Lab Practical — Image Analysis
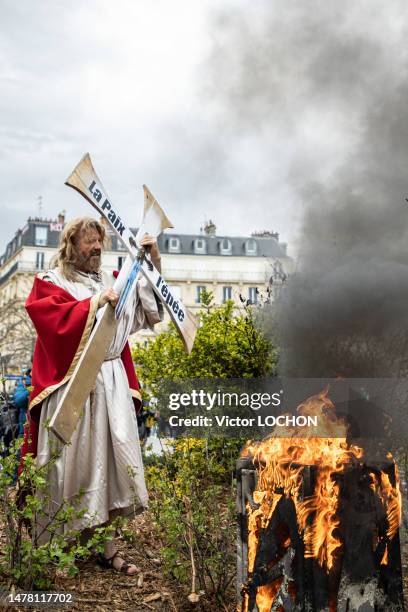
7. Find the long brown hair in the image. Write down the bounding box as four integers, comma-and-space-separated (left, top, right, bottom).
52, 217, 106, 281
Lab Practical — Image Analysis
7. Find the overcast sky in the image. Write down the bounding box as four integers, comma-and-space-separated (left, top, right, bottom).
1, 0, 406, 259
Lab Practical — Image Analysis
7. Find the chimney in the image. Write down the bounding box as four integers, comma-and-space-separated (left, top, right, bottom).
57, 210, 66, 225
204, 219, 216, 236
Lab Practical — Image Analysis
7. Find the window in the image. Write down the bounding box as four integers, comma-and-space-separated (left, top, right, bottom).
223, 286, 232, 302
168, 237, 181, 253
196, 285, 206, 303
116, 238, 126, 251
36, 252, 45, 270
248, 287, 258, 304
220, 238, 232, 255
245, 238, 257, 256
193, 238, 207, 254
118, 256, 125, 270
35, 225, 48, 246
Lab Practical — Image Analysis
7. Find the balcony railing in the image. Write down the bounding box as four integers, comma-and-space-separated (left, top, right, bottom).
0, 259, 274, 288
162, 267, 268, 283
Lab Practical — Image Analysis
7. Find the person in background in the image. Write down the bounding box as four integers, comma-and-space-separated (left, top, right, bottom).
13, 368, 31, 438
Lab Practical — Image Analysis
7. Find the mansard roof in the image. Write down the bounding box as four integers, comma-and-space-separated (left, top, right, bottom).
0, 217, 289, 265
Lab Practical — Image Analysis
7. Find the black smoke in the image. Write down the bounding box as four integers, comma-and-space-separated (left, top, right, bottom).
205, 1, 408, 376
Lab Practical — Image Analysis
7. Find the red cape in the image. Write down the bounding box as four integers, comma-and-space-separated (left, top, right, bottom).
21, 276, 141, 462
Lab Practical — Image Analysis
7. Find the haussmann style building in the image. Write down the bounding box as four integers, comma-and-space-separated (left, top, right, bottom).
0, 214, 293, 373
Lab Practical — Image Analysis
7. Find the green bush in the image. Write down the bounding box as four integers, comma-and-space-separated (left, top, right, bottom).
145, 439, 239, 604
134, 292, 278, 605
134, 290, 277, 396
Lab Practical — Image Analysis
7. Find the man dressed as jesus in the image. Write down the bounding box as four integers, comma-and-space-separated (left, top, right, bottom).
21, 216, 162, 575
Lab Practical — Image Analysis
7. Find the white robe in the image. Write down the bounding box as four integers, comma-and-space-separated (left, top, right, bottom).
36, 267, 159, 539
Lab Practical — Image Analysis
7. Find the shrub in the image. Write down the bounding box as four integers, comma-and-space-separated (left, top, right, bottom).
0, 429, 123, 590
134, 293, 278, 605
145, 439, 240, 605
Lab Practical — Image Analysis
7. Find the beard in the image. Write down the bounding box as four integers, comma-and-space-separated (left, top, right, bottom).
75, 249, 101, 272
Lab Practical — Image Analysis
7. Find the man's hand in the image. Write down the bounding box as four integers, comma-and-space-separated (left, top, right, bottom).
98, 288, 119, 308
139, 234, 161, 271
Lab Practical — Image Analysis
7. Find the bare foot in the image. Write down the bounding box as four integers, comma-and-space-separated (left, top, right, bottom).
97, 551, 139, 575
111, 555, 138, 575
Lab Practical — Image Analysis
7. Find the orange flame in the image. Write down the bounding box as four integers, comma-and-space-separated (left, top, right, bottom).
242, 388, 401, 612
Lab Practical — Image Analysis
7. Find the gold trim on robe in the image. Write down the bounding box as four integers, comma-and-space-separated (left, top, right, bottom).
29, 293, 100, 410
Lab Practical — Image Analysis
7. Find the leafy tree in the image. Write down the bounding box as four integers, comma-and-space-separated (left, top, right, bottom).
133, 290, 278, 393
